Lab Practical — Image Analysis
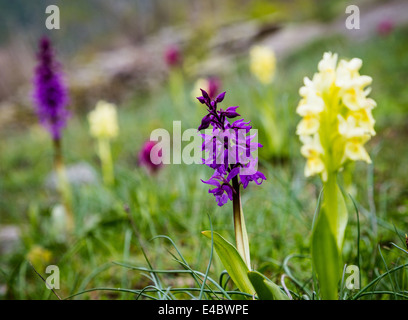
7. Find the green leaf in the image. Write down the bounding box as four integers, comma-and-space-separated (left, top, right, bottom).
312, 210, 341, 300
311, 175, 348, 300
202, 231, 255, 295
322, 175, 348, 251
248, 271, 289, 300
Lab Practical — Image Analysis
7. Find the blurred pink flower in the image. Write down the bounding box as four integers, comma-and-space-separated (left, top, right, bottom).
138, 140, 163, 173
377, 19, 394, 36
164, 44, 182, 67
207, 77, 221, 100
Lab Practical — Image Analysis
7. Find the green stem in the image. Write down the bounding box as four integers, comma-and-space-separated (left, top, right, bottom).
98, 138, 114, 186
324, 173, 338, 237
312, 172, 348, 300
53, 138, 74, 231
323, 173, 347, 250
232, 176, 251, 270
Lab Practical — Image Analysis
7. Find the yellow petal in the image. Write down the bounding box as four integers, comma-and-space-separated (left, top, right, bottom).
296, 115, 320, 135
305, 156, 325, 177
344, 141, 372, 163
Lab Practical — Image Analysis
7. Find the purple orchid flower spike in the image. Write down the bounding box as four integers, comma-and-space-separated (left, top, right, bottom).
32, 36, 74, 230
33, 36, 70, 141
196, 88, 265, 269
197, 89, 266, 207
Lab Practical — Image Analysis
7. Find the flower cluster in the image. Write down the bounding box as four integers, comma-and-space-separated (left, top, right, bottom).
164, 44, 182, 67
33, 36, 69, 141
296, 52, 376, 181
138, 140, 163, 173
249, 45, 276, 84
197, 89, 266, 206
88, 101, 119, 140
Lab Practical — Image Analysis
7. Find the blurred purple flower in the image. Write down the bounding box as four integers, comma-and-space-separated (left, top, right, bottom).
377, 19, 394, 36
33, 36, 69, 141
164, 44, 182, 67
197, 89, 266, 206
207, 77, 221, 100
138, 140, 163, 173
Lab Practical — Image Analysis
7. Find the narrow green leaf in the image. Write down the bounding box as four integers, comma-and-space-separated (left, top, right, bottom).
202, 231, 255, 295
322, 177, 348, 251
312, 211, 341, 300
312, 175, 348, 300
248, 271, 289, 300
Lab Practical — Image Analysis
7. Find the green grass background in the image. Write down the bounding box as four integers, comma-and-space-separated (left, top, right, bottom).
1, 25, 408, 300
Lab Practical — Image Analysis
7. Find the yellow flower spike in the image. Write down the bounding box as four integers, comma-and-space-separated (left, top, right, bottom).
297, 52, 377, 300
249, 45, 276, 84
88, 101, 119, 186
88, 101, 119, 140
296, 52, 376, 179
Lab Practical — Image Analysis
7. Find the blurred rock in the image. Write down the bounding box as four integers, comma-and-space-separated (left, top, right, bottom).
69, 45, 167, 108
0, 225, 21, 254
45, 161, 99, 191
334, 0, 408, 41
1, 0, 408, 132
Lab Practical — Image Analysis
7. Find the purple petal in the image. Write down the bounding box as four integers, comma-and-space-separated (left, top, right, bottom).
216, 193, 229, 206
196, 96, 206, 104
200, 89, 210, 100
215, 91, 226, 103
201, 177, 221, 188
221, 184, 234, 201
226, 166, 240, 182
198, 113, 213, 131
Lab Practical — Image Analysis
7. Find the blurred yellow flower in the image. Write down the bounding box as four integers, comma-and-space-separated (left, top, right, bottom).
192, 78, 209, 101
296, 52, 376, 181
249, 45, 276, 84
344, 137, 372, 163
27, 245, 52, 269
88, 101, 119, 139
